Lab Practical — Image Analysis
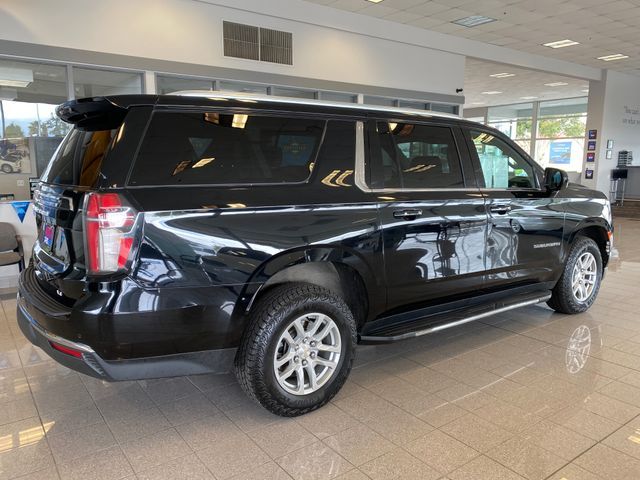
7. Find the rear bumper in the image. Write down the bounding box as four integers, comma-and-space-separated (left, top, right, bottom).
17, 291, 237, 382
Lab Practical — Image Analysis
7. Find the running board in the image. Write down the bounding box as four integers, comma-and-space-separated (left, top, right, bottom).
359, 293, 551, 344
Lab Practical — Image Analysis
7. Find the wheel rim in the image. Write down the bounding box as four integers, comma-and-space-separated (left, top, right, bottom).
273, 313, 342, 396
571, 251, 597, 302
565, 325, 591, 374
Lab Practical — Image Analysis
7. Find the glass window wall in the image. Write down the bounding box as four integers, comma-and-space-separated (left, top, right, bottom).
534, 98, 587, 173
157, 75, 214, 94
72, 67, 143, 97
0, 58, 70, 199
486, 98, 587, 173
487, 103, 534, 155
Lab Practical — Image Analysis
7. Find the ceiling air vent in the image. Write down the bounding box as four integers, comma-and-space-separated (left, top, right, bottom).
259, 27, 293, 65
223, 21, 293, 65
223, 22, 260, 61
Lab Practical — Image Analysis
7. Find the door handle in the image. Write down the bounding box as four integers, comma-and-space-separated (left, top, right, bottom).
490, 205, 512, 215
393, 209, 422, 220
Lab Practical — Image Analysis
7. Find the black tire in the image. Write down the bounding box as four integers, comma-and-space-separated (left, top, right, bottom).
547, 236, 602, 314
235, 283, 356, 417
1, 164, 13, 173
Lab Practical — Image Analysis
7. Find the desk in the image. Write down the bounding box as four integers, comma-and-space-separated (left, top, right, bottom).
624, 166, 640, 200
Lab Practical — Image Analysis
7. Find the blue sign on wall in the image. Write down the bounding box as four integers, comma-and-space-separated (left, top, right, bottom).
11, 201, 30, 223
549, 141, 572, 164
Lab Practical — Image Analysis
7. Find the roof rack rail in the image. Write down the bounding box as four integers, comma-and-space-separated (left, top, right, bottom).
169, 90, 460, 119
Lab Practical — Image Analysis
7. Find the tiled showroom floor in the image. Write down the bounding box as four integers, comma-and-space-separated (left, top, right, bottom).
2, 218, 640, 480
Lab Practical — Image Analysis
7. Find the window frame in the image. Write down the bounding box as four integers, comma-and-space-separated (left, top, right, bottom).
125, 107, 335, 188
462, 125, 544, 192
356, 118, 475, 193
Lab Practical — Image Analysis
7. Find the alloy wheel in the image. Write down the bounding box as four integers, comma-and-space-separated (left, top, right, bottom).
273, 313, 341, 395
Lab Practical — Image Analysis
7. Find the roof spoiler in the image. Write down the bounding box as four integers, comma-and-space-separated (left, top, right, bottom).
56, 97, 129, 130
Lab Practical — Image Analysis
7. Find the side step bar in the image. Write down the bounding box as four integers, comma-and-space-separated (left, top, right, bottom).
360, 293, 551, 344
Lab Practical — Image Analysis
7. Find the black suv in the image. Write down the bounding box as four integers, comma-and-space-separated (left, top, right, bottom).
18, 93, 612, 416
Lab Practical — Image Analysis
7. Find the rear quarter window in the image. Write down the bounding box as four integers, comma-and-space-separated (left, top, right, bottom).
129, 111, 327, 186
41, 128, 116, 187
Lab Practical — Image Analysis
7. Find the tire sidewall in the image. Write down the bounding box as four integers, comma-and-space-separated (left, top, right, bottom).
260, 295, 355, 410
563, 238, 603, 312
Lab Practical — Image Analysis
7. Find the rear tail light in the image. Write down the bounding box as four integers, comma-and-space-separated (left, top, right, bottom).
84, 192, 140, 275
49, 341, 83, 358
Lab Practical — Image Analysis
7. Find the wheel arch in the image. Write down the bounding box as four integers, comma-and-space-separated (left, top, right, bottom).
569, 219, 612, 268
235, 246, 380, 331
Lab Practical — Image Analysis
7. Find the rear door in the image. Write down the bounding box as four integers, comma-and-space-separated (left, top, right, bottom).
35, 129, 114, 276
462, 127, 564, 289
32, 105, 146, 299
363, 119, 487, 314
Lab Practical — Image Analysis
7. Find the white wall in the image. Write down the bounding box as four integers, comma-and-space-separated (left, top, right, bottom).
0, 0, 465, 96
583, 70, 640, 195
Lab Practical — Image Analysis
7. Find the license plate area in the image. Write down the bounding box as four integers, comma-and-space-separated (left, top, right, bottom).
42, 222, 55, 250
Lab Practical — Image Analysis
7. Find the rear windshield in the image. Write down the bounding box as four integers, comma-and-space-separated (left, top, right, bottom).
129, 111, 326, 186
41, 128, 116, 186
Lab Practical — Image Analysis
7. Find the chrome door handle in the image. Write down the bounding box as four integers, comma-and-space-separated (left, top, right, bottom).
490, 205, 512, 215
393, 209, 422, 220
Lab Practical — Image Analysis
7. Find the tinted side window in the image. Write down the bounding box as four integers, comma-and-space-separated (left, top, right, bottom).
469, 130, 536, 189
41, 128, 116, 187
130, 112, 326, 186
369, 122, 464, 189
314, 120, 356, 186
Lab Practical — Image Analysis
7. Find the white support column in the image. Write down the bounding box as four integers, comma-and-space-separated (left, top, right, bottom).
143, 71, 157, 94
66, 64, 74, 100
530, 100, 539, 159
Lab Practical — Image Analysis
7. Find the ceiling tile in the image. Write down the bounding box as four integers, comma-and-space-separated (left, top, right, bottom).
303, 0, 640, 80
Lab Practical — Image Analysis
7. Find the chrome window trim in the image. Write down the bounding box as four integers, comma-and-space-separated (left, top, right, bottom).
353, 121, 480, 194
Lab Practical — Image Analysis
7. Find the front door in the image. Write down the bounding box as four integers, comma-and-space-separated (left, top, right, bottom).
464, 127, 565, 290
364, 120, 487, 314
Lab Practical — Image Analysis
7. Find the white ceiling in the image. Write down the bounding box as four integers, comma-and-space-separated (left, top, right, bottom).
304, 0, 640, 106
464, 58, 589, 107
305, 0, 640, 74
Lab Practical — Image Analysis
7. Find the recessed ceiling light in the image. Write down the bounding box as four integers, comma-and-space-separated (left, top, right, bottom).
471, 102, 486, 105
481, 91, 502, 95
544, 82, 569, 87
543, 39, 580, 48
489, 73, 516, 78
365, 0, 384, 3
452, 15, 496, 27
581, 89, 589, 93
520, 96, 538, 100
597, 54, 629, 61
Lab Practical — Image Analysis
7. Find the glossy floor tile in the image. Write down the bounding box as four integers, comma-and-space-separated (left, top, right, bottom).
2, 218, 640, 479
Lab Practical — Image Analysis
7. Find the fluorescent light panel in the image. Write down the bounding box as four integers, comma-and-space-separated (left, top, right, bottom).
365, 0, 384, 3
452, 15, 496, 27
544, 82, 569, 87
489, 73, 515, 78
520, 96, 538, 100
597, 54, 629, 61
543, 39, 580, 48
481, 91, 502, 95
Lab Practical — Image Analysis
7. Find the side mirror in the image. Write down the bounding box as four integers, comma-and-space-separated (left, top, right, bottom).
543, 167, 569, 192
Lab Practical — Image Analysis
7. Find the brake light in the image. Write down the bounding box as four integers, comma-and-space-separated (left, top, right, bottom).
84, 192, 138, 274
49, 341, 83, 358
